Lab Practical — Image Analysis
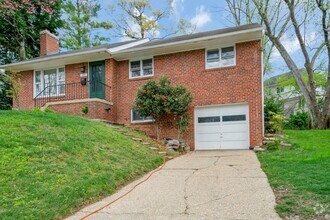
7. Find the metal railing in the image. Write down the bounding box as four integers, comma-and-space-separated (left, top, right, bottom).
34, 81, 111, 108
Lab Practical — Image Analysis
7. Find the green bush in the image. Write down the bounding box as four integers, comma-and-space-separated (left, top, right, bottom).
81, 105, 89, 114
265, 111, 285, 134
284, 112, 310, 130
44, 107, 54, 113
266, 140, 280, 150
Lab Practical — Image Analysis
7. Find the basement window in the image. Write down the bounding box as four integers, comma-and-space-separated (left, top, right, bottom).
206, 46, 235, 69
131, 110, 153, 123
34, 67, 65, 98
129, 58, 154, 78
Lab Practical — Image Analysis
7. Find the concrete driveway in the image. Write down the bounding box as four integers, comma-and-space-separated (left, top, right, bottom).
68, 150, 280, 220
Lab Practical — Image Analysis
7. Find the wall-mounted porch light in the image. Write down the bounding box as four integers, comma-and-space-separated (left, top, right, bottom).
80, 66, 86, 73
105, 106, 111, 111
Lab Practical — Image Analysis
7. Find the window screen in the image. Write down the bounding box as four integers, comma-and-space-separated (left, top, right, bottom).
132, 110, 153, 122
221, 47, 235, 66
207, 49, 220, 63
198, 116, 221, 123
222, 115, 246, 122
130, 61, 141, 77
142, 59, 153, 76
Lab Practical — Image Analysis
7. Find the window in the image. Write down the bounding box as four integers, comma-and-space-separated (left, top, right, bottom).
222, 114, 246, 122
198, 116, 221, 123
34, 67, 65, 97
130, 58, 153, 78
206, 46, 235, 69
131, 110, 153, 123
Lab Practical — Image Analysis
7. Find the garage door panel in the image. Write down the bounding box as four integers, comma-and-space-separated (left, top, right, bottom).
221, 123, 248, 133
222, 140, 249, 149
196, 141, 220, 150
197, 133, 221, 142
222, 132, 248, 140
197, 124, 221, 134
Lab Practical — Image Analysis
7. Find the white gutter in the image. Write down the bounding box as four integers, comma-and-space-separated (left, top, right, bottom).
111, 27, 263, 55
107, 39, 149, 53
0, 39, 150, 69
0, 48, 109, 68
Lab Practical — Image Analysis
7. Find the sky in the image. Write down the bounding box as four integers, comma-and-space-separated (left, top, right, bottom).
77, 0, 323, 78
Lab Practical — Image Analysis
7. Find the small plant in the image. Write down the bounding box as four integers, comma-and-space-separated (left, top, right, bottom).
266, 140, 280, 151
44, 107, 54, 113
81, 105, 89, 115
266, 111, 285, 134
33, 107, 42, 112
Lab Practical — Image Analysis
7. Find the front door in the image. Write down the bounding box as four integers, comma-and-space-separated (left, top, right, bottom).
89, 61, 105, 99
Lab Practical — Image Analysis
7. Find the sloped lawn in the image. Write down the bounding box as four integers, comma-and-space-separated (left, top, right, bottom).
258, 130, 330, 219
0, 111, 163, 219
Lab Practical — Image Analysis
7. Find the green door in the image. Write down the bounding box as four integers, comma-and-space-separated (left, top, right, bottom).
89, 61, 105, 99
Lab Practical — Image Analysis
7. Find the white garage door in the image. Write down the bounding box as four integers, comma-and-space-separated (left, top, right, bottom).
195, 104, 249, 150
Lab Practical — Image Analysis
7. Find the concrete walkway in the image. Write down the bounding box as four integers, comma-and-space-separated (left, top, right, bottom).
67, 151, 280, 220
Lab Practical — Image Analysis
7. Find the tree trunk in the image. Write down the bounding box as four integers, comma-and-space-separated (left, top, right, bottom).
19, 41, 26, 60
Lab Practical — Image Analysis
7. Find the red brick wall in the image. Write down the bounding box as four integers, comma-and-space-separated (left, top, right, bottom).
13, 71, 34, 110
49, 101, 112, 121
113, 40, 263, 149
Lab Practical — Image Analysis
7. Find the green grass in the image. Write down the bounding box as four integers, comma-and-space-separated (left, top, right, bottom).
258, 130, 330, 219
0, 111, 163, 220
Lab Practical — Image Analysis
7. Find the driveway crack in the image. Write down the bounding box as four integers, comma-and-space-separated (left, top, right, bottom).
183, 156, 221, 215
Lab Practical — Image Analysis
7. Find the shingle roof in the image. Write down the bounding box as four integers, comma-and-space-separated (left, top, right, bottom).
15, 40, 137, 63
122, 23, 262, 51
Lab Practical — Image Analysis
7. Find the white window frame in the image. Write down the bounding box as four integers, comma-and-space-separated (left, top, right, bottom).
131, 109, 154, 123
205, 45, 236, 69
33, 67, 65, 98
129, 57, 154, 79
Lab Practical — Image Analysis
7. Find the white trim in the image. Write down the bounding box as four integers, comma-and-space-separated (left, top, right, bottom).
2, 48, 108, 69
205, 45, 236, 69
107, 39, 149, 53
130, 109, 154, 123
42, 98, 113, 110
261, 36, 265, 137
112, 27, 263, 55
129, 57, 154, 79
33, 66, 65, 98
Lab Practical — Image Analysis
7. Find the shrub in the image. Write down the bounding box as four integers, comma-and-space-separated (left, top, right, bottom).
266, 140, 280, 150
44, 107, 54, 113
81, 106, 89, 115
265, 111, 285, 134
284, 112, 310, 130
134, 76, 193, 140
264, 89, 284, 122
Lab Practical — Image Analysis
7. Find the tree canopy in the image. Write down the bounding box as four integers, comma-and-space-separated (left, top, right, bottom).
61, 0, 112, 50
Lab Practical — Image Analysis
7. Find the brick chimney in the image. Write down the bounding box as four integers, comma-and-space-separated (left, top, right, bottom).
40, 30, 59, 57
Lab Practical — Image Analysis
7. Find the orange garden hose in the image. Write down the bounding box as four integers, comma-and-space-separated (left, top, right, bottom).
80, 157, 168, 220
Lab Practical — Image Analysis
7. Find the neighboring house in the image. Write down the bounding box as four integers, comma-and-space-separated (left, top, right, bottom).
264, 71, 325, 118
0, 24, 264, 150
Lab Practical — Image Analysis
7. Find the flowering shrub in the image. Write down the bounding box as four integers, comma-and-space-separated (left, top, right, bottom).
134, 76, 193, 139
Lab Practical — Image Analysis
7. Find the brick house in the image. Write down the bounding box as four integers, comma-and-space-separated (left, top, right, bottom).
1, 24, 264, 150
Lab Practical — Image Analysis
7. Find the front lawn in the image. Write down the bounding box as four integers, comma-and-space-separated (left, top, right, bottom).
258, 130, 330, 219
0, 111, 163, 219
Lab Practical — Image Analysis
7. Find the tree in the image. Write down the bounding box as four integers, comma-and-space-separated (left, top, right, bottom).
111, 0, 173, 40
61, 0, 112, 50
0, 74, 12, 110
226, 0, 330, 129
0, 0, 63, 62
134, 76, 193, 140
225, 0, 288, 76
